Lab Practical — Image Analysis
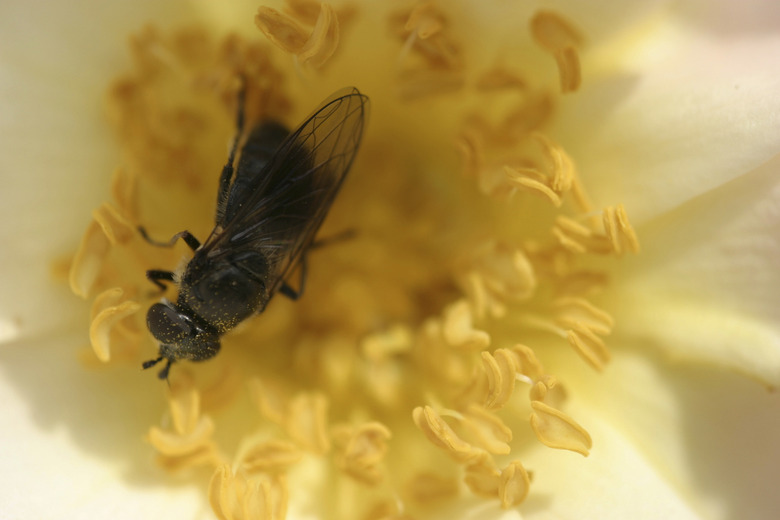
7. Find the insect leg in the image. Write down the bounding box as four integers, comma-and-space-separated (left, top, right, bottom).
138, 227, 201, 251
157, 359, 173, 380
279, 256, 308, 301
146, 270, 176, 291
216, 79, 248, 226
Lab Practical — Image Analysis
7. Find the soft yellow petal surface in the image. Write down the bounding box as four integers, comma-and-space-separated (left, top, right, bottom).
558, 19, 780, 224
543, 348, 780, 519
611, 154, 780, 387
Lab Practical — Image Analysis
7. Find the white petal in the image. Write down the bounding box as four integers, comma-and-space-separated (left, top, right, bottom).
0, 0, 213, 339
461, 0, 667, 43
0, 334, 209, 519
524, 416, 703, 520
537, 349, 780, 519
673, 0, 780, 35
558, 23, 780, 223
610, 154, 780, 386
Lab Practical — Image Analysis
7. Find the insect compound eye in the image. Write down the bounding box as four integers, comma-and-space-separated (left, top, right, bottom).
146, 302, 191, 345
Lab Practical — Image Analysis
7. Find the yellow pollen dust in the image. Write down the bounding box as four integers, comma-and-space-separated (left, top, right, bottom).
64, 2, 640, 518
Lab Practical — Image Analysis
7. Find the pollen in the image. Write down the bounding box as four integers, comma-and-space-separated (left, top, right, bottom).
65, 3, 641, 518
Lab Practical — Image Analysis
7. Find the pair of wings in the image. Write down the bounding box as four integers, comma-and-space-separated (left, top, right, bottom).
199, 87, 369, 296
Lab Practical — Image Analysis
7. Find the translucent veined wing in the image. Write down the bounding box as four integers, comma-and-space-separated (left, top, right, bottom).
199, 87, 369, 296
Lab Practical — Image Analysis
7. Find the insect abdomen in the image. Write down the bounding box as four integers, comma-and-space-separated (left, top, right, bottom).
223, 121, 290, 224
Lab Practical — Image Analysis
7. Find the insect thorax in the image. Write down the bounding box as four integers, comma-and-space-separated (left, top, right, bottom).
178, 250, 271, 332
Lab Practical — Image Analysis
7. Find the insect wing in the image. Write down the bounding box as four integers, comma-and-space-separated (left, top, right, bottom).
201, 87, 368, 296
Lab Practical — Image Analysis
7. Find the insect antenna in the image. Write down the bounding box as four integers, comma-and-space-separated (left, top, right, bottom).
142, 356, 164, 370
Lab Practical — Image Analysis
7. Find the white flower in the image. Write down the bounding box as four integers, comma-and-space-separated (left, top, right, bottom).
1, 1, 779, 519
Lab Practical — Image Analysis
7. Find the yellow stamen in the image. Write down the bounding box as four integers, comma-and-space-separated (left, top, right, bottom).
284, 0, 328, 26
209, 466, 289, 520
239, 440, 303, 474
109, 167, 139, 221
208, 465, 234, 520
509, 344, 545, 382
481, 349, 518, 410
566, 325, 611, 371
499, 460, 531, 508
529, 375, 560, 402
529, 400, 592, 456
412, 405, 480, 462
505, 168, 563, 206
64, 2, 644, 512
147, 415, 216, 456
296, 3, 340, 68
88, 287, 140, 362
249, 378, 288, 426
555, 215, 593, 238
361, 324, 413, 359
460, 404, 512, 454
457, 242, 537, 320
332, 422, 392, 484
69, 220, 110, 297
530, 10, 583, 51
391, 1, 464, 99
603, 204, 641, 254
552, 205, 640, 256
552, 225, 589, 253
92, 202, 134, 245
554, 296, 615, 335
463, 453, 501, 498
442, 299, 490, 351
255, 7, 309, 55
530, 10, 584, 93
404, 2, 444, 39
554, 46, 582, 93
285, 392, 331, 454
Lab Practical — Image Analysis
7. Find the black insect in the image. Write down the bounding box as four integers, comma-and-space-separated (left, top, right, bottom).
140, 86, 369, 379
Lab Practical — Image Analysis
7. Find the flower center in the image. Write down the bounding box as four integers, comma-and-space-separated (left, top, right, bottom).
66, 3, 638, 518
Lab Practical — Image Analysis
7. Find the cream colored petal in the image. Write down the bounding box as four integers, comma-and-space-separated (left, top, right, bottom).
0, 1, 227, 517
523, 416, 705, 520
0, 0, 211, 340
612, 155, 780, 387
543, 348, 780, 519
558, 26, 780, 224
673, 0, 780, 35
453, 0, 666, 52
0, 337, 207, 518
